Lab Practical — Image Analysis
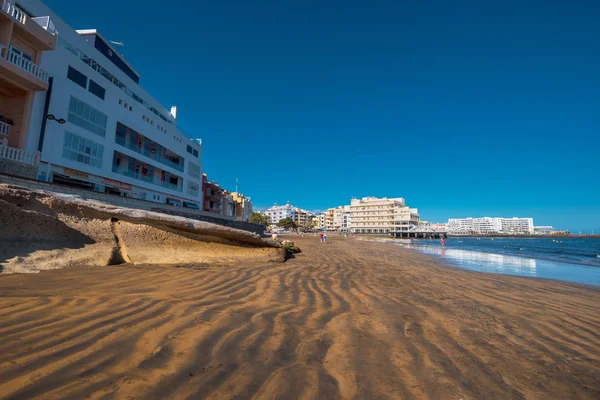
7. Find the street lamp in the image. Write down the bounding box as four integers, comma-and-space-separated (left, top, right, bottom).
45, 114, 66, 182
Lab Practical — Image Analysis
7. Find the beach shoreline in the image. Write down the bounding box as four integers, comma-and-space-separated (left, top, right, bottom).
0, 236, 599, 399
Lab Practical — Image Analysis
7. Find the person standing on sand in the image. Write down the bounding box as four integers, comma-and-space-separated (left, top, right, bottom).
319, 233, 324, 243
323, 233, 327, 242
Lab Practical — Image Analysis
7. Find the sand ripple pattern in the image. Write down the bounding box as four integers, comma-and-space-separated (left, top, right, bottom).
0, 238, 599, 399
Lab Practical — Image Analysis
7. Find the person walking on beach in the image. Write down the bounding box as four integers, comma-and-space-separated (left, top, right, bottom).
440, 237, 445, 247
319, 233, 324, 243
323, 233, 327, 242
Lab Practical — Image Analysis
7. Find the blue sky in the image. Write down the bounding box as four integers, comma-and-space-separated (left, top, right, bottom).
46, 0, 600, 232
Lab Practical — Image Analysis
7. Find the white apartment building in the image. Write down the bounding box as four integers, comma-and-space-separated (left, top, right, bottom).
534, 226, 556, 235
264, 202, 295, 226
1, 0, 203, 206
350, 197, 419, 235
333, 205, 351, 231
501, 217, 534, 233
447, 217, 534, 234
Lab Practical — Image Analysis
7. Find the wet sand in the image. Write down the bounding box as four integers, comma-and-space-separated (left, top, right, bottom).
0, 236, 599, 399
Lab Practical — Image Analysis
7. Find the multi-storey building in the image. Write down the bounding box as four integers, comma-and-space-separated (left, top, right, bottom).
534, 226, 555, 235
221, 190, 234, 218
501, 217, 534, 234
293, 208, 314, 228
202, 174, 221, 213
350, 197, 419, 235
231, 192, 252, 222
264, 202, 295, 227
447, 217, 535, 234
332, 205, 351, 231
0, 0, 57, 178
317, 213, 326, 230
1, 0, 204, 207
324, 208, 335, 231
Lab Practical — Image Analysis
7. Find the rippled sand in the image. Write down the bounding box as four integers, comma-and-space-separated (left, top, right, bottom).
0, 237, 599, 399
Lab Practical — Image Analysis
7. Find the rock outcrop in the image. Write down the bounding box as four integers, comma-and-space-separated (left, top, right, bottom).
0, 184, 284, 274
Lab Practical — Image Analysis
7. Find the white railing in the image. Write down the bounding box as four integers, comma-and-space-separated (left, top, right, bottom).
0, 120, 10, 136
0, 139, 40, 166
1, 0, 25, 24
5, 48, 49, 82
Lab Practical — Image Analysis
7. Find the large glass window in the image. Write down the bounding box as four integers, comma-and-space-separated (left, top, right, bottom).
67, 66, 88, 89
62, 131, 104, 168
88, 79, 106, 100
68, 96, 107, 137
188, 162, 200, 180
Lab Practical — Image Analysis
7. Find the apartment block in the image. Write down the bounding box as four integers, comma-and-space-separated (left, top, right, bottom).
1, 0, 204, 208
350, 196, 420, 235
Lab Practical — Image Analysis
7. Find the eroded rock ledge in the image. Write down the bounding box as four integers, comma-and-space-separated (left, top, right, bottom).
0, 184, 284, 274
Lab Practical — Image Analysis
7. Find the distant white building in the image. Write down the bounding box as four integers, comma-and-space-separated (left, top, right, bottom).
534, 226, 556, 235
447, 217, 534, 234
264, 203, 295, 226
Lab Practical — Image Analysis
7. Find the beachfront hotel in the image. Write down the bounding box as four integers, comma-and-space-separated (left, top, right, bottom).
349, 196, 420, 235
0, 0, 203, 206
447, 217, 534, 234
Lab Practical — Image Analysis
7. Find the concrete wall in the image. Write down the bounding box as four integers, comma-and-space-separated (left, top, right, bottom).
0, 159, 37, 179
0, 173, 265, 235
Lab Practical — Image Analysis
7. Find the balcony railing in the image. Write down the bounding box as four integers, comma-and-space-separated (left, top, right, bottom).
0, 139, 39, 165
112, 163, 182, 192
1, 0, 25, 24
31, 16, 58, 35
0, 120, 10, 136
114, 136, 184, 172
0, 45, 50, 83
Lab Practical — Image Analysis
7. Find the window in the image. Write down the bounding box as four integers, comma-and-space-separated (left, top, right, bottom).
188, 162, 200, 180
186, 145, 193, 155
67, 66, 88, 89
68, 96, 107, 137
187, 181, 200, 196
62, 131, 104, 168
88, 79, 105, 100
193, 149, 199, 157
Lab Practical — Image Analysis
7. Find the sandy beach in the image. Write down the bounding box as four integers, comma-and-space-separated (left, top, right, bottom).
0, 236, 599, 399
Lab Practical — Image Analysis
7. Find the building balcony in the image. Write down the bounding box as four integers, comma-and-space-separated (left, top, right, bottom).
112, 163, 183, 192
0, 44, 49, 91
1, 0, 57, 51
114, 136, 184, 172
0, 120, 10, 137
0, 138, 39, 165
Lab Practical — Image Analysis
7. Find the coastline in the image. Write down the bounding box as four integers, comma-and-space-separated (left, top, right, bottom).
0, 236, 599, 399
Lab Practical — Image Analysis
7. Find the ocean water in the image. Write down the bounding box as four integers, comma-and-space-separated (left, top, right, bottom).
407, 237, 600, 287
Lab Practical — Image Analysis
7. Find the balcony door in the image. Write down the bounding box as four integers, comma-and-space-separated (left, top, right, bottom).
9, 46, 33, 70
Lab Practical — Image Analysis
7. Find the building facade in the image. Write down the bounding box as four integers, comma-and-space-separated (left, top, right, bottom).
350, 197, 419, 235
264, 203, 295, 227
447, 217, 535, 234
1, 0, 204, 207
231, 192, 252, 222
0, 0, 57, 178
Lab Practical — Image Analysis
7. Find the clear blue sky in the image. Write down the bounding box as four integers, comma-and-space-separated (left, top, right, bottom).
46, 0, 600, 232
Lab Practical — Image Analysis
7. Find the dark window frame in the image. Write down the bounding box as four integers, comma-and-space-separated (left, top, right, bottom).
88, 79, 106, 100
67, 66, 87, 89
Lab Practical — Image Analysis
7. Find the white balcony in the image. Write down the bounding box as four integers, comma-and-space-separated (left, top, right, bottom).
1, 0, 57, 51
0, 120, 10, 136
1, 0, 25, 24
0, 44, 49, 83
0, 139, 40, 166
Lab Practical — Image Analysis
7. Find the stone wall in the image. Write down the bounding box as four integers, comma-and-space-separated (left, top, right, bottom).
0, 159, 38, 180
0, 173, 266, 235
